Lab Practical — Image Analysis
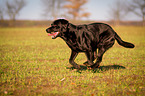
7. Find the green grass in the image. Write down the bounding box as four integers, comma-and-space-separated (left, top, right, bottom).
0, 26, 145, 96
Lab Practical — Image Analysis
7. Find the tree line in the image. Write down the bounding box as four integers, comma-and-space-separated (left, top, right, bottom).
0, 0, 145, 26
109, 0, 145, 26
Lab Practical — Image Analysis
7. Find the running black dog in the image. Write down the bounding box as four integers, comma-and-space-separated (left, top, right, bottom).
46, 19, 134, 69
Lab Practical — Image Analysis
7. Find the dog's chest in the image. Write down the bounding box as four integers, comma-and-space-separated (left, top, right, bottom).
65, 36, 92, 52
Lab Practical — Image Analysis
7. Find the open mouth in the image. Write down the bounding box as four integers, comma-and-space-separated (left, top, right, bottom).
48, 32, 60, 39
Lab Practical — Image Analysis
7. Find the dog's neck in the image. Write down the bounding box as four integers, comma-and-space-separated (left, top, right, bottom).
60, 23, 77, 42
69, 23, 77, 29
67, 23, 82, 33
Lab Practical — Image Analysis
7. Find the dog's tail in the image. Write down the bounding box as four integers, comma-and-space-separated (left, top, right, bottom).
115, 32, 135, 48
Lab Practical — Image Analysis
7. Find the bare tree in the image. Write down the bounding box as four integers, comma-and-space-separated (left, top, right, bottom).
64, 0, 90, 20
108, 0, 126, 26
6, 0, 26, 21
126, 0, 145, 26
0, 0, 5, 20
0, 8, 4, 20
41, 0, 65, 20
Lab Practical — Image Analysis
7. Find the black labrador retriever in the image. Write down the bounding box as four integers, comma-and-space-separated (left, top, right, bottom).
46, 19, 135, 69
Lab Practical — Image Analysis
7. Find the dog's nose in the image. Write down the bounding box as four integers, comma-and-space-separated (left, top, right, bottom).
46, 29, 48, 33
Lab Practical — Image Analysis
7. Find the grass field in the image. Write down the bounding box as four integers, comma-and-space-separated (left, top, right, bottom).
0, 26, 145, 96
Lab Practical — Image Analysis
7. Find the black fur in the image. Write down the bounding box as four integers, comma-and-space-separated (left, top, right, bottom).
46, 19, 135, 69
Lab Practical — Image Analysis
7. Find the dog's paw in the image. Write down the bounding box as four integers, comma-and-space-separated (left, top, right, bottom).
83, 61, 89, 66
87, 66, 92, 70
88, 65, 100, 70
74, 65, 81, 70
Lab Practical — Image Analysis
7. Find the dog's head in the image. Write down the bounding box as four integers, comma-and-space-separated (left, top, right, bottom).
46, 19, 69, 39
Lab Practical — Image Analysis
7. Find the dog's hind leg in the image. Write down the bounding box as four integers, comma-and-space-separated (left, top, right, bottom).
83, 51, 97, 66
69, 50, 81, 69
84, 51, 97, 66
91, 38, 115, 69
91, 47, 105, 69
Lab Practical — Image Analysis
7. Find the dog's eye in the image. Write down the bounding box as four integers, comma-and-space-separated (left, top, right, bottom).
51, 24, 56, 26
56, 26, 60, 29
52, 25, 58, 27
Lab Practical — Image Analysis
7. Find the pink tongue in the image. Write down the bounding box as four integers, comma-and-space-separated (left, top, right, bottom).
48, 32, 58, 36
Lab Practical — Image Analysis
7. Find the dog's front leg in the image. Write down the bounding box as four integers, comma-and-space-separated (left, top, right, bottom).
69, 50, 81, 69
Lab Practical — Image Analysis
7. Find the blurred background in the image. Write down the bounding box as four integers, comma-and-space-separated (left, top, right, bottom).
0, 1, 145, 95
0, 0, 144, 27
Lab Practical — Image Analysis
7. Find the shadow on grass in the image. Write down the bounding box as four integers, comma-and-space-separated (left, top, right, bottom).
93, 65, 126, 73
66, 65, 126, 73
